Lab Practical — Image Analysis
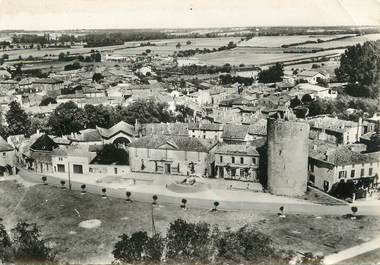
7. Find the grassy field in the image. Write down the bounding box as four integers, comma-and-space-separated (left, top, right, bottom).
110, 37, 241, 57
194, 47, 345, 66
238, 34, 355, 48
1, 180, 379, 264
284, 60, 340, 77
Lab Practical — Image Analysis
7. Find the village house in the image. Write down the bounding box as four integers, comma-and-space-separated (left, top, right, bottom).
128, 135, 217, 177
97, 121, 136, 147
308, 116, 363, 145
0, 137, 15, 176
213, 142, 263, 182
26, 134, 58, 174
188, 123, 224, 140
308, 140, 380, 198
296, 70, 328, 84
51, 146, 97, 180
292, 83, 337, 99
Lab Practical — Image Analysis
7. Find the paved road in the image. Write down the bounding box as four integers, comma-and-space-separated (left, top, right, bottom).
17, 168, 380, 216
324, 238, 380, 264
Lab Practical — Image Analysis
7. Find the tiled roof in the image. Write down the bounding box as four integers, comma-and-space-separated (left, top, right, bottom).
68, 129, 103, 142
97, 121, 135, 139
308, 116, 358, 133
30, 134, 58, 152
142, 123, 188, 136
309, 140, 380, 166
248, 119, 267, 136
214, 143, 259, 156
298, 70, 324, 78
129, 135, 216, 152
0, 137, 13, 152
188, 123, 223, 131
221, 124, 249, 140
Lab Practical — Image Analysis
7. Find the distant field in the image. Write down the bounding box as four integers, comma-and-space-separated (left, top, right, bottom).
111, 37, 241, 56
284, 60, 340, 77
238, 34, 356, 48
194, 47, 345, 66
297, 33, 380, 49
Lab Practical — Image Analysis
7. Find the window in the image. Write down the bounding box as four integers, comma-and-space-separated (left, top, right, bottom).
351, 170, 355, 178
231, 157, 235, 163
57, 164, 65, 173
203, 135, 206, 139
338, 171, 346, 179
240, 157, 244, 164
73, 164, 83, 174
361, 168, 364, 177
252, 157, 256, 164
114, 168, 118, 174
2, 152, 5, 157
369, 168, 373, 176
220, 156, 223, 163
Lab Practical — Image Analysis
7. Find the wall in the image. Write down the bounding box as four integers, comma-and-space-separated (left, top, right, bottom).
267, 119, 309, 196
129, 146, 209, 176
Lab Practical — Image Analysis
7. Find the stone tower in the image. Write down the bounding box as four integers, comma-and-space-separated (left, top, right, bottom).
267, 118, 310, 196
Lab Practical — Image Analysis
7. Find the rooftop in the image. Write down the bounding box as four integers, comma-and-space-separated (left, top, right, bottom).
129, 135, 216, 152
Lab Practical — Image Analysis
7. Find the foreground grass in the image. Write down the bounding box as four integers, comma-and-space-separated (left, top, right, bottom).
0, 180, 379, 264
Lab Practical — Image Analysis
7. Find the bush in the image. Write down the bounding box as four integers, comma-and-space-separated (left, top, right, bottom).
112, 231, 164, 263
166, 219, 211, 260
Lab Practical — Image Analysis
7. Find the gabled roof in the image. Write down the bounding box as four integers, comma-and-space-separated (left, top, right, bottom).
222, 124, 249, 140
30, 134, 58, 152
129, 135, 216, 152
68, 129, 103, 142
0, 137, 13, 152
97, 121, 135, 139
298, 70, 325, 78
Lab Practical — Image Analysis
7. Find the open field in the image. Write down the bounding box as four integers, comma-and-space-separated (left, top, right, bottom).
238, 34, 356, 48
297, 33, 380, 49
1, 180, 379, 264
110, 37, 241, 57
284, 60, 340, 77
0, 37, 240, 60
194, 47, 345, 66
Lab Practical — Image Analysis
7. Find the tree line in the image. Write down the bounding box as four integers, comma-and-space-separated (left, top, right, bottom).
112, 218, 322, 265
0, 99, 193, 138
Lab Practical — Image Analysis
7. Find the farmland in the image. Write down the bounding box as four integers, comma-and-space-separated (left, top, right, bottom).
297, 33, 380, 49
110, 37, 241, 57
1, 180, 380, 264
238, 34, 356, 48
193, 47, 345, 66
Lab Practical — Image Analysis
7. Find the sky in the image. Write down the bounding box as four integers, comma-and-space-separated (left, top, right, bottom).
0, 0, 379, 30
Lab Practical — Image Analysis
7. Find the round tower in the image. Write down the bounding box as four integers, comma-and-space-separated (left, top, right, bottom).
267, 118, 309, 196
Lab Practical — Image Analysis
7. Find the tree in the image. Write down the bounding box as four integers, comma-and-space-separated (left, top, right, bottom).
175, 105, 194, 122
92, 73, 104, 83
166, 219, 211, 260
2, 54, 9, 60
81, 184, 86, 194
114, 99, 176, 124
126, 191, 132, 202
83, 104, 111, 129
102, 188, 107, 198
10, 222, 54, 263
152, 195, 158, 205
113, 231, 164, 263
41, 176, 47, 185
290, 97, 302, 108
301, 94, 313, 104
258, 63, 284, 83
335, 40, 380, 98
213, 201, 220, 212
6, 101, 31, 136
60, 180, 65, 189
186, 40, 192, 45
47, 101, 87, 136
0, 223, 11, 263
181, 198, 187, 209
351, 206, 358, 216
39, 97, 57, 106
